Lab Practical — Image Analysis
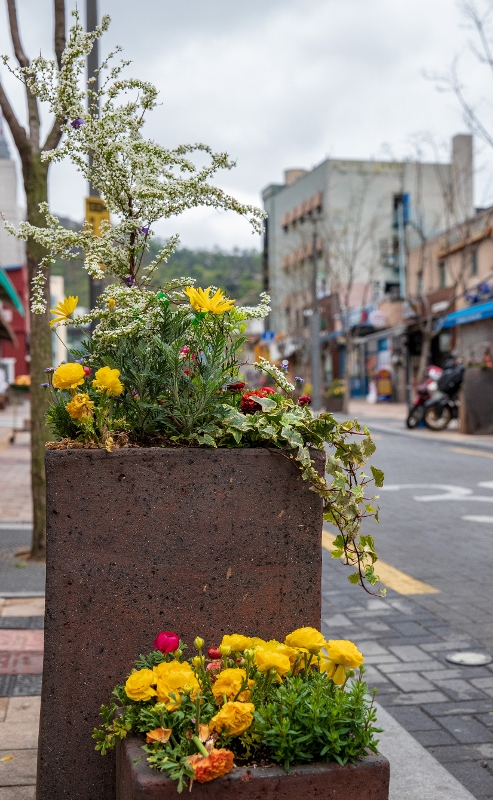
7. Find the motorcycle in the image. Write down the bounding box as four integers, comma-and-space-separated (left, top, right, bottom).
423, 363, 465, 431
406, 366, 443, 429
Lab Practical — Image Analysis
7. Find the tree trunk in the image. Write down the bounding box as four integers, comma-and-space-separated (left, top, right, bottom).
342, 334, 352, 414
23, 154, 50, 561
416, 328, 433, 386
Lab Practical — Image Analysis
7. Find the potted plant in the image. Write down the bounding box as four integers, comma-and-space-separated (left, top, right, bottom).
4, 14, 385, 800
96, 628, 389, 799
324, 379, 345, 413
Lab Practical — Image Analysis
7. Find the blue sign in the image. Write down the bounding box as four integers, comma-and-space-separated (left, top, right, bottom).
261, 330, 275, 342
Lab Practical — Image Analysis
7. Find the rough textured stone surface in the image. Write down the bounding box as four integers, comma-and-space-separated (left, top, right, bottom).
462, 367, 493, 434
37, 447, 324, 800
116, 737, 390, 800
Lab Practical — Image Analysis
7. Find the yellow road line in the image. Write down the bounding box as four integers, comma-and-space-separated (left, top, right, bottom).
449, 446, 493, 459
322, 529, 439, 595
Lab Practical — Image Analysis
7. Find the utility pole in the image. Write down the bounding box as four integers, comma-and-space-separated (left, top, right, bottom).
310, 223, 322, 411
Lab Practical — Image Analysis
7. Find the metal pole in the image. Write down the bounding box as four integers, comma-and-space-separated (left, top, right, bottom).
87, 0, 102, 322
397, 201, 406, 300
310, 225, 322, 411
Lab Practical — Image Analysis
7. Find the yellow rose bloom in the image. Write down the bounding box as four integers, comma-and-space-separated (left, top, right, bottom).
92, 366, 124, 396
252, 638, 299, 668
220, 634, 253, 652
212, 668, 251, 703
320, 640, 364, 686
52, 362, 85, 391
125, 669, 157, 701
210, 701, 255, 736
183, 286, 235, 315
65, 393, 95, 420
50, 295, 78, 325
153, 660, 200, 710
284, 627, 326, 654
254, 647, 291, 676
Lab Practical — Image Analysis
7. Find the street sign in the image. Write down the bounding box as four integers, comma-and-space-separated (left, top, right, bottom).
85, 196, 110, 237
261, 330, 275, 342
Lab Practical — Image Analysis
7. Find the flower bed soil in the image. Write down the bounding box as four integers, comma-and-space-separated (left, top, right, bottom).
116, 736, 390, 800
37, 447, 325, 800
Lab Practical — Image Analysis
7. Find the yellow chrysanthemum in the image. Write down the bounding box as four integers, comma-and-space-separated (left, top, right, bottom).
183, 286, 235, 315
50, 295, 78, 326
52, 362, 85, 391
65, 393, 95, 420
320, 640, 364, 686
92, 366, 123, 396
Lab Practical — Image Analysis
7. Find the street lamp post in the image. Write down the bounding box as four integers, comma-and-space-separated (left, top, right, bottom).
310, 224, 322, 411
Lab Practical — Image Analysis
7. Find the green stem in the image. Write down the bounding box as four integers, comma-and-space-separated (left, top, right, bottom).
192, 736, 208, 758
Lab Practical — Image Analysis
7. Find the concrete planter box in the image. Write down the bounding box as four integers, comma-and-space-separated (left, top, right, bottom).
116, 736, 390, 800
37, 447, 325, 800
461, 367, 493, 434
324, 396, 344, 413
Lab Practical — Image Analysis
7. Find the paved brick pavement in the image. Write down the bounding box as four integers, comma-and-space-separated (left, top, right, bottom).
322, 550, 493, 799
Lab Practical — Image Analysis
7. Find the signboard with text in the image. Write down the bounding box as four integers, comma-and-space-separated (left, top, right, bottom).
85, 197, 110, 237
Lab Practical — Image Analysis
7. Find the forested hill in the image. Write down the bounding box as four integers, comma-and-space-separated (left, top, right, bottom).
50, 221, 262, 308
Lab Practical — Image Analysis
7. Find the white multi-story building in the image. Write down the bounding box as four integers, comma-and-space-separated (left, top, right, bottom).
262, 135, 474, 340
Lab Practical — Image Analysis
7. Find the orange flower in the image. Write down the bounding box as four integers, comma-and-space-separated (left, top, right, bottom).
188, 748, 234, 783
146, 727, 172, 744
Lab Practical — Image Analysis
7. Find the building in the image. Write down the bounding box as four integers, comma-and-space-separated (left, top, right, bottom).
261, 135, 474, 396
0, 118, 28, 383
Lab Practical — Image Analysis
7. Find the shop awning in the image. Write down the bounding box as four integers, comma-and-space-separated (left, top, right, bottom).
0, 268, 24, 316
440, 300, 493, 329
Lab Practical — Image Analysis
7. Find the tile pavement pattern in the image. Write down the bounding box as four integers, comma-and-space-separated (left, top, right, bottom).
322, 550, 493, 800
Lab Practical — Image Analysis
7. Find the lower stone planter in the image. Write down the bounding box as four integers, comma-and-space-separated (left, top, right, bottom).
324, 396, 344, 413
116, 737, 390, 800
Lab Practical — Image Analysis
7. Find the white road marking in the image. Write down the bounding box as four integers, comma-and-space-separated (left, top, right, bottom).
462, 515, 493, 523
381, 483, 493, 503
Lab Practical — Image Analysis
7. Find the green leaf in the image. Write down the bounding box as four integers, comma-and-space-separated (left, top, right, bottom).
197, 434, 216, 447
255, 396, 277, 411
347, 572, 360, 585
370, 466, 385, 487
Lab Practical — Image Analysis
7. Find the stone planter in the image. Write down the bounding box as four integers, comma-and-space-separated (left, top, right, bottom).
37, 447, 325, 800
116, 736, 390, 800
324, 396, 344, 413
460, 367, 493, 434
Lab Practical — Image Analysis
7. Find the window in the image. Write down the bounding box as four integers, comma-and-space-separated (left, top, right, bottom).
471, 250, 478, 277
438, 261, 446, 288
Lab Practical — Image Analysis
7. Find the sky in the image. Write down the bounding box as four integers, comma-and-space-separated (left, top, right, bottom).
1, 0, 493, 251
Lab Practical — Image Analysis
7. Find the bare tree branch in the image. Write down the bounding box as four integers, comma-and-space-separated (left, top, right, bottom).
53, 0, 66, 71
0, 81, 29, 162
42, 118, 63, 153
6, 0, 40, 151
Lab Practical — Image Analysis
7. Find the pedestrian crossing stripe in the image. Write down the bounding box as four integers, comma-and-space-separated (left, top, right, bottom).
322, 529, 440, 596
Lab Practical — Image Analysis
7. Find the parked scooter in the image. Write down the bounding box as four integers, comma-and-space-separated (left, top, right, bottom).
406, 366, 443, 429
423, 360, 465, 431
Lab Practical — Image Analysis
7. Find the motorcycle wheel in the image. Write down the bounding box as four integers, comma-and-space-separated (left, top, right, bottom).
424, 404, 452, 431
406, 406, 424, 429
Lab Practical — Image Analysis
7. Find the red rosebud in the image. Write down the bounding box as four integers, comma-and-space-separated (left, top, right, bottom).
83, 366, 91, 376
227, 381, 246, 393
207, 646, 221, 659
240, 387, 276, 414
299, 395, 312, 406
154, 631, 180, 653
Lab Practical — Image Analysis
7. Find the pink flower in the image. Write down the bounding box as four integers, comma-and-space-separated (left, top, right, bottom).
154, 631, 180, 653
83, 366, 91, 376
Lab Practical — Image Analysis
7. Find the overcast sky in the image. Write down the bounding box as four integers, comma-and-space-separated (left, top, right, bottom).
1, 0, 493, 251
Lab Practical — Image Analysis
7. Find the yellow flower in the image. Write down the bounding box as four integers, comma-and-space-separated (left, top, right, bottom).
212, 668, 251, 703
210, 701, 255, 736
107, 298, 116, 309
183, 286, 235, 315
65, 393, 95, 420
52, 362, 85, 391
50, 295, 78, 326
153, 660, 200, 710
320, 640, 364, 686
254, 647, 291, 676
284, 627, 326, 654
125, 669, 157, 701
146, 727, 172, 744
92, 366, 123, 396
251, 638, 299, 668
220, 634, 253, 652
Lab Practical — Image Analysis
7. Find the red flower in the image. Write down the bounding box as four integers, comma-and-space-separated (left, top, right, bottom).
240, 387, 276, 414
188, 748, 234, 783
299, 395, 311, 406
227, 381, 245, 393
154, 631, 179, 653
206, 660, 222, 679
83, 366, 91, 376
208, 646, 221, 659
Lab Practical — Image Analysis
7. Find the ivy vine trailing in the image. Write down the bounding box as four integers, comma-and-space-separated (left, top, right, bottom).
2, 11, 384, 594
